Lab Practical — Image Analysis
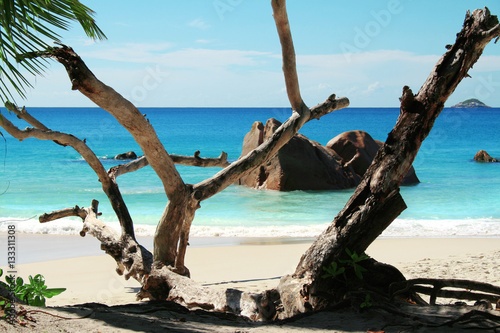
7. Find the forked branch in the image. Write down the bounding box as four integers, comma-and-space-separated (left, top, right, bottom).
280, 6, 500, 317
27, 45, 186, 201
0, 108, 136, 239
193, 0, 349, 202
109, 151, 230, 180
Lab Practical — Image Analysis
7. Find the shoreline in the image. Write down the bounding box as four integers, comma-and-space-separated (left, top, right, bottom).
3, 232, 500, 264
0, 232, 317, 264
1, 232, 500, 264
1, 234, 499, 308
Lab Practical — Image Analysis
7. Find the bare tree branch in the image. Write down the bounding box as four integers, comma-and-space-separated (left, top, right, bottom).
271, 0, 306, 114
173, 151, 230, 168
310, 94, 349, 120
193, 97, 348, 202
0, 111, 136, 239
39, 206, 88, 223
192, 0, 349, 202
33, 45, 186, 201
0, 115, 109, 181
279, 7, 500, 317
109, 151, 230, 180
5, 102, 49, 131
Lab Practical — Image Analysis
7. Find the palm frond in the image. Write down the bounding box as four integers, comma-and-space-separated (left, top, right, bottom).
0, 0, 106, 102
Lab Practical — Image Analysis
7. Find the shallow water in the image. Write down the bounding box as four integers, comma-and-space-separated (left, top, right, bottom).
1, 107, 499, 237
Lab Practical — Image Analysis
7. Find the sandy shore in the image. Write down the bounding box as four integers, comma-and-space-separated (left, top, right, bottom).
1, 235, 499, 332
2, 235, 499, 306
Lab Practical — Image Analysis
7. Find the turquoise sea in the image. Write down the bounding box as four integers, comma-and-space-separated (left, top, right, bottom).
1, 107, 499, 238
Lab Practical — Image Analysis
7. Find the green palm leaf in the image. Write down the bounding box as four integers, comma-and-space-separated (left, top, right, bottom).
0, 0, 106, 102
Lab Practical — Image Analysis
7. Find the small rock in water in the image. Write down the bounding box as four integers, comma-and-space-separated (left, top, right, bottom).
115, 151, 137, 160
473, 150, 499, 163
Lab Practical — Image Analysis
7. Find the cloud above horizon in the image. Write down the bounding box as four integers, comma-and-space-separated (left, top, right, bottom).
188, 18, 211, 30
13, 43, 500, 108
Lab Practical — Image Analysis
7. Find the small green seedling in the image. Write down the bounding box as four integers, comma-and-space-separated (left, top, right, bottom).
338, 248, 370, 280
322, 261, 346, 279
0, 268, 65, 307
359, 294, 373, 309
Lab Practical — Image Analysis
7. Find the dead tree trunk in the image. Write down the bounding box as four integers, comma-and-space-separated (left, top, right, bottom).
1, 1, 499, 323
2, 0, 347, 295
18, 13, 347, 274
277, 7, 500, 317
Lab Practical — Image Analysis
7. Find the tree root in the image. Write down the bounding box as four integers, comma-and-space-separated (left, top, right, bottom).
390, 278, 500, 306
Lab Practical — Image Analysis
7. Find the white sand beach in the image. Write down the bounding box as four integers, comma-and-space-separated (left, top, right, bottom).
1, 235, 499, 332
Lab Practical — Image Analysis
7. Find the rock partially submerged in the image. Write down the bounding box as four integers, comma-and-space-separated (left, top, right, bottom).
237, 119, 359, 191
237, 120, 419, 191
327, 130, 420, 186
114, 151, 138, 160
474, 150, 499, 162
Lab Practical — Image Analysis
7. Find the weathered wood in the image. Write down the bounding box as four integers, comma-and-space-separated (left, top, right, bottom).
172, 151, 230, 168
277, 7, 500, 317
39, 200, 276, 321
2, 2, 499, 324
391, 278, 500, 305
5, 102, 49, 131
39, 206, 88, 223
34, 45, 186, 202
77, 200, 152, 282
0, 113, 136, 239
109, 151, 230, 180
271, 0, 306, 114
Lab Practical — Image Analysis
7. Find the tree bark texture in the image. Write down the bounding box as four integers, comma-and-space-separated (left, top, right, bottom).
1, 103, 136, 239
277, 7, 500, 317
30, 28, 347, 267
1, 2, 499, 323
2, 0, 349, 282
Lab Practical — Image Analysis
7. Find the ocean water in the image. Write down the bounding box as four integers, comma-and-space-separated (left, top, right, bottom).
1, 107, 499, 238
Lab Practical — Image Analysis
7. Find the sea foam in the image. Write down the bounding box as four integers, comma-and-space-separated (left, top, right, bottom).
1, 216, 499, 239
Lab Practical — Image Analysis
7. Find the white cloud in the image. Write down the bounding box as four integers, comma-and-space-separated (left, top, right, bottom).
363, 81, 380, 94
188, 18, 211, 30
468, 55, 500, 72
81, 44, 273, 70
17, 46, 500, 108
156, 48, 272, 68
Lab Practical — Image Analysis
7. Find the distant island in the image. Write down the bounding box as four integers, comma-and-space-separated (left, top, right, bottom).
451, 98, 490, 108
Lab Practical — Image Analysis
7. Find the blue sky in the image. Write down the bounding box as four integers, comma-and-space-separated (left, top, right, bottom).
15, 0, 500, 107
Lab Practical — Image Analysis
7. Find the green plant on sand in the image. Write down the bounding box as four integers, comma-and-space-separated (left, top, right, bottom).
0, 268, 66, 308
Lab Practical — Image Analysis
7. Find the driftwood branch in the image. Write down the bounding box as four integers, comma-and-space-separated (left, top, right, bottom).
0, 108, 136, 239
278, 7, 500, 317
39, 206, 89, 223
5, 102, 49, 131
173, 151, 230, 168
391, 278, 500, 305
40, 200, 278, 321
30, 45, 186, 201
193, 97, 348, 202
0, 113, 109, 182
109, 151, 230, 179
271, 0, 305, 113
